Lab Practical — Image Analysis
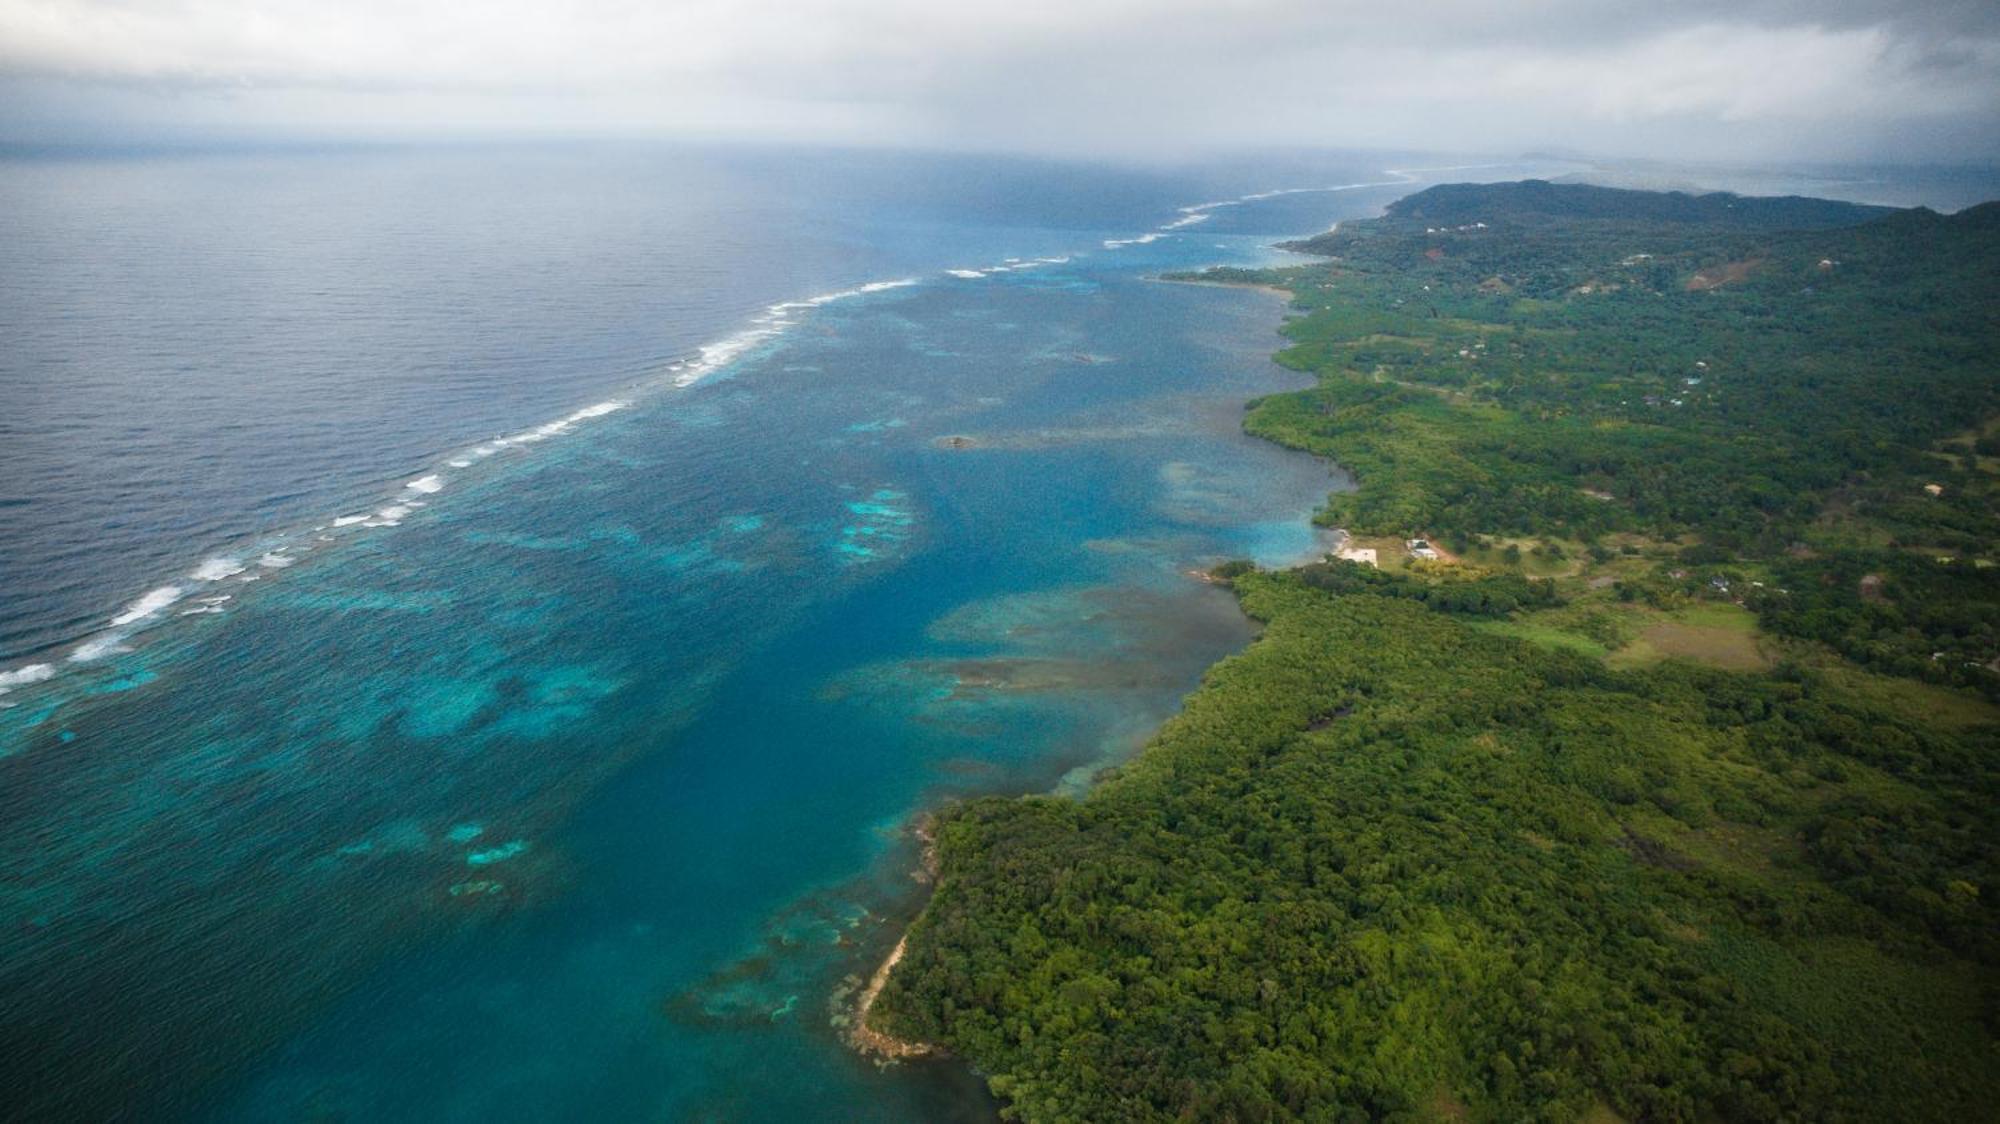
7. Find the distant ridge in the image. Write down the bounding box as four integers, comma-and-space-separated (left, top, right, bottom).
1382, 179, 1898, 230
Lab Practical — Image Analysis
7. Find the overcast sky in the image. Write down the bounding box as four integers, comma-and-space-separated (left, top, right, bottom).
2, 0, 1996, 162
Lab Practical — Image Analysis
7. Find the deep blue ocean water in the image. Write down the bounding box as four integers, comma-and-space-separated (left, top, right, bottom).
3, 145, 1982, 1120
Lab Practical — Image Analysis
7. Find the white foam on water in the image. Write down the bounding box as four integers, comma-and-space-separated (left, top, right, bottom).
111, 586, 183, 626
833, 278, 920, 300
69, 635, 130, 663
333, 514, 369, 527
1099, 171, 1468, 256
178, 606, 224, 616
793, 277, 920, 309
406, 474, 445, 494
978, 256, 1072, 275
258, 553, 295, 569
672, 331, 772, 388
664, 277, 921, 390
947, 269, 986, 279
0, 664, 55, 695
486, 401, 629, 449
191, 557, 246, 582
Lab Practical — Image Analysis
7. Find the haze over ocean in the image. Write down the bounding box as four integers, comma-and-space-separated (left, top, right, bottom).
0, 145, 1986, 1119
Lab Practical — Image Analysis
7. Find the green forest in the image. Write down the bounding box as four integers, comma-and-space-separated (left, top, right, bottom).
872, 182, 2000, 1121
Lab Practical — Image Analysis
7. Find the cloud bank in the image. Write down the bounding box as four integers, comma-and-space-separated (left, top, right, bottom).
2, 0, 1996, 161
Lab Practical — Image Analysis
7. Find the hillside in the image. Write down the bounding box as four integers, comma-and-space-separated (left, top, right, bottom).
871, 183, 2000, 1122
1286, 180, 1899, 256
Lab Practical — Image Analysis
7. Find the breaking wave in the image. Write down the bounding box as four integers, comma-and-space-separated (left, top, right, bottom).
662, 279, 919, 389
109, 586, 185, 627
0, 663, 55, 698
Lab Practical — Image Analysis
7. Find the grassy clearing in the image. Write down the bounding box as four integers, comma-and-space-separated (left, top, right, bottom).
1610, 602, 1769, 670
1458, 587, 1768, 673
1619, 621, 1769, 669
1468, 618, 1611, 659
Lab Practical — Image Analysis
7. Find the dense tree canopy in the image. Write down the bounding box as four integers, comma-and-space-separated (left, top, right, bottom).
875, 183, 2000, 1121
879, 575, 1998, 1121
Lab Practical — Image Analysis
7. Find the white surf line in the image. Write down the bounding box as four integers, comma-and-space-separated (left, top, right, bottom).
1104, 174, 1414, 251
660, 278, 920, 388
940, 256, 1073, 280
1383, 161, 1525, 177
0, 663, 56, 703
1100, 161, 1546, 252
3, 272, 937, 703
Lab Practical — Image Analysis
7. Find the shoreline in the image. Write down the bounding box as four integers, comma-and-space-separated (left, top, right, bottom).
848, 816, 943, 1062
848, 934, 935, 1062
847, 257, 1327, 1074
1151, 275, 1295, 300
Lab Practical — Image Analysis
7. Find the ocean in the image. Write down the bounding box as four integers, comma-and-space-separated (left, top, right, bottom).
0, 144, 1981, 1120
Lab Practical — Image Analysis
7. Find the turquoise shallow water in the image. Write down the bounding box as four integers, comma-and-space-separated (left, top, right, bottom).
0, 148, 1527, 1119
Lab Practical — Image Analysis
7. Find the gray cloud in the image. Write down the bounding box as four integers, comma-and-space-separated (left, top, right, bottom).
0, 0, 1995, 162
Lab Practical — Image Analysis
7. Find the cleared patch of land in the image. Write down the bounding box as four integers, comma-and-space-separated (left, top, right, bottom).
1684, 257, 1762, 290
1611, 603, 1768, 670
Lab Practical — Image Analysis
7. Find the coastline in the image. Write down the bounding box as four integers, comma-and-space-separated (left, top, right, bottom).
848, 934, 934, 1062
1150, 275, 1295, 300
849, 251, 1331, 1073
848, 817, 943, 1062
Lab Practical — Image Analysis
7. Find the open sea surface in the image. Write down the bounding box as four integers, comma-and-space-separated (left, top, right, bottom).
3, 144, 1977, 1119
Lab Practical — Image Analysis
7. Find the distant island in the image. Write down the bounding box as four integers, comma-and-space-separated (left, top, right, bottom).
865, 181, 2000, 1120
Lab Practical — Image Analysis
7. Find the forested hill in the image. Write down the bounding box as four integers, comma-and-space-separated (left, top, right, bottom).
1287, 180, 1900, 251
874, 183, 2000, 1122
